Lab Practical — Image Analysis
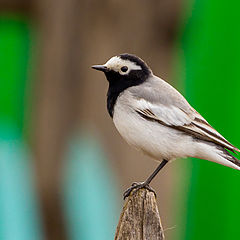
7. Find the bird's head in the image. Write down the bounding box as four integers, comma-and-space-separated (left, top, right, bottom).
92, 53, 152, 87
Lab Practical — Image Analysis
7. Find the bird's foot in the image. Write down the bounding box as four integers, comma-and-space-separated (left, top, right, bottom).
123, 181, 156, 200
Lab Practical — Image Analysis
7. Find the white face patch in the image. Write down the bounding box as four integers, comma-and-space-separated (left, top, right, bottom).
104, 56, 142, 75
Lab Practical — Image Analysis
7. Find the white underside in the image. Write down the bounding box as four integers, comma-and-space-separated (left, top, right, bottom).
113, 96, 240, 171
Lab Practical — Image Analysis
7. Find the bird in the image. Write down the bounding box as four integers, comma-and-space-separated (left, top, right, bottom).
92, 53, 240, 198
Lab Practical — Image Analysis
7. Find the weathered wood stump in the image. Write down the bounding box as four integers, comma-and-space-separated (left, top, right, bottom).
115, 188, 165, 240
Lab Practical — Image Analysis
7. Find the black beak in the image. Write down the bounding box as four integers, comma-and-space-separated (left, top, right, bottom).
91, 65, 109, 73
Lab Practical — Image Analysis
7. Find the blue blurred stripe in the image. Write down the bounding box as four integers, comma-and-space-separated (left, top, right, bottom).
63, 133, 121, 240
0, 125, 43, 240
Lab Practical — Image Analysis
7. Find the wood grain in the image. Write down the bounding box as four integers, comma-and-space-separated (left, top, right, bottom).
115, 189, 164, 240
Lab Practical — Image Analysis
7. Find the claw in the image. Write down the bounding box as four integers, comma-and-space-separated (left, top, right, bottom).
123, 182, 156, 199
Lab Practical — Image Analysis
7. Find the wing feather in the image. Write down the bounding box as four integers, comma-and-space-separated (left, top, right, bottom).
134, 98, 240, 153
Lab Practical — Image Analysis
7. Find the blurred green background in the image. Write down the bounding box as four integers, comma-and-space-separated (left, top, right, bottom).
0, 1, 239, 240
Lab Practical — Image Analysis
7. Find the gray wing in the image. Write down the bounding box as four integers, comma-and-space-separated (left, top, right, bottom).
129, 78, 240, 152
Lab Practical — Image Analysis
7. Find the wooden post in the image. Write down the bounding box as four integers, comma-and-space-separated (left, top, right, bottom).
115, 189, 165, 240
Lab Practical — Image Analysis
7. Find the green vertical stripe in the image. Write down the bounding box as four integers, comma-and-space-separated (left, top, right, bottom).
0, 15, 42, 239
0, 15, 31, 133
180, 0, 240, 239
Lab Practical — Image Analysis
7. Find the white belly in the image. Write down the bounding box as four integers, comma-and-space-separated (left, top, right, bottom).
113, 101, 196, 161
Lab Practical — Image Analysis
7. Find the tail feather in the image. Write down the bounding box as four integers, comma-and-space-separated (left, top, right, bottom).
218, 146, 240, 169
195, 140, 240, 170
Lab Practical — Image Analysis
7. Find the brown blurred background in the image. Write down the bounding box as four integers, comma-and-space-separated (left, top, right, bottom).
1, 1, 183, 240
2, 1, 240, 240
35, 1, 183, 239
34, 1, 183, 239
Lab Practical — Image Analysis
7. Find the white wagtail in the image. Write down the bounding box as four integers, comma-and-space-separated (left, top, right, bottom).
92, 53, 240, 198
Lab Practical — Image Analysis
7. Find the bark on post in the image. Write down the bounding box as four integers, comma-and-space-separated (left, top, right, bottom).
115, 188, 165, 240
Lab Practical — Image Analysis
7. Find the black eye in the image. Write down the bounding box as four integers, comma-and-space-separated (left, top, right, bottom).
121, 66, 128, 72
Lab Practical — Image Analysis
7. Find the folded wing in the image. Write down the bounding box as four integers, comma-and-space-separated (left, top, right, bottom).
134, 97, 240, 153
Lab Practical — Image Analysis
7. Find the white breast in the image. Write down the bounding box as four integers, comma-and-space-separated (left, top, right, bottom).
113, 92, 196, 161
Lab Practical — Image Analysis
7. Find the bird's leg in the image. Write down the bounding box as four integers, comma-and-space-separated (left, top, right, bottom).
123, 159, 168, 199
